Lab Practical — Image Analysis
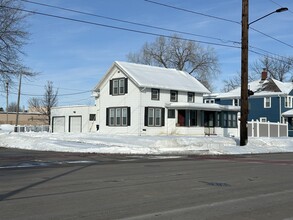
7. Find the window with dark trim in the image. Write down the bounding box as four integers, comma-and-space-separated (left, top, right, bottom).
170, 90, 178, 102
168, 109, 175, 118
106, 107, 131, 126
222, 112, 237, 128
188, 92, 195, 103
144, 107, 165, 127
89, 114, 96, 121
151, 89, 160, 100
109, 78, 128, 96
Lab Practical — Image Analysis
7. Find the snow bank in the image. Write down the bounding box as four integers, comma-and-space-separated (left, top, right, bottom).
1, 128, 293, 155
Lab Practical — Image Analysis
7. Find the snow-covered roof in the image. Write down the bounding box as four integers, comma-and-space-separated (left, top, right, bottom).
166, 102, 240, 112
95, 61, 211, 94
213, 78, 293, 99
282, 109, 293, 117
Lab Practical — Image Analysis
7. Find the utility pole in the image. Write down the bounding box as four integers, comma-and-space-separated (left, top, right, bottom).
6, 80, 9, 124
240, 0, 249, 146
15, 73, 22, 127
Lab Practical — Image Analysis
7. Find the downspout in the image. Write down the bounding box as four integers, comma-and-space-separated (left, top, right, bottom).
139, 87, 147, 136
278, 94, 282, 123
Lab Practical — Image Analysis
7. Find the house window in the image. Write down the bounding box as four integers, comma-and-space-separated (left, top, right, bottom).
204, 99, 215, 104
233, 99, 240, 106
116, 108, 121, 126
113, 80, 119, 95
168, 109, 175, 118
260, 117, 267, 122
148, 108, 154, 126
285, 96, 292, 108
145, 107, 165, 127
151, 89, 160, 100
119, 79, 125, 94
155, 108, 161, 126
188, 92, 195, 103
216, 112, 221, 127
223, 112, 237, 128
109, 109, 115, 126
264, 97, 271, 108
122, 108, 127, 125
170, 90, 178, 102
106, 107, 130, 126
89, 114, 96, 121
110, 78, 128, 96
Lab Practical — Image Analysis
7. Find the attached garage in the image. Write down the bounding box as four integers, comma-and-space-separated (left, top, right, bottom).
51, 106, 97, 133
69, 116, 82, 133
52, 116, 65, 132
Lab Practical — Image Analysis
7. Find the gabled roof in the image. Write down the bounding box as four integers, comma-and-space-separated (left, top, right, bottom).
213, 78, 293, 99
94, 61, 211, 94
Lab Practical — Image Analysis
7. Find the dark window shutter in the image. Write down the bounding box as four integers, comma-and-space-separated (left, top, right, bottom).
161, 108, 165, 126
109, 80, 113, 95
124, 78, 128, 94
144, 107, 148, 126
127, 107, 131, 126
106, 108, 109, 126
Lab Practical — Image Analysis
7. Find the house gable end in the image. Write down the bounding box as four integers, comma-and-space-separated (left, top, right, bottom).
262, 79, 281, 92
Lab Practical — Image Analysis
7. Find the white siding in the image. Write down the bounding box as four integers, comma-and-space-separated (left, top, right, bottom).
51, 106, 97, 133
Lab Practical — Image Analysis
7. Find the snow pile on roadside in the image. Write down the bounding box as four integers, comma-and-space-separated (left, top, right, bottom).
0, 124, 14, 132
1, 127, 293, 155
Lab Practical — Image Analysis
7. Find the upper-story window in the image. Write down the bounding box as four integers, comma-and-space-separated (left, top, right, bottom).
151, 89, 160, 100
264, 97, 271, 108
187, 92, 195, 103
233, 99, 240, 106
285, 96, 293, 108
170, 90, 178, 102
110, 78, 128, 96
204, 99, 215, 104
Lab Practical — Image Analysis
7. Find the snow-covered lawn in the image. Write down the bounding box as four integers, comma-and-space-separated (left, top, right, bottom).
1, 124, 293, 155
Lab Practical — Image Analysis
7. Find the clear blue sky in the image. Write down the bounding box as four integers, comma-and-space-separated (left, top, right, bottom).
1, 0, 293, 109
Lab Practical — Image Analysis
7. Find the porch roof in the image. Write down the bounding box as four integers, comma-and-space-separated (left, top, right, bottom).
282, 109, 293, 117
166, 102, 240, 112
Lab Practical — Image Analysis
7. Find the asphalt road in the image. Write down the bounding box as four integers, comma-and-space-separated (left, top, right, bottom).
0, 148, 293, 220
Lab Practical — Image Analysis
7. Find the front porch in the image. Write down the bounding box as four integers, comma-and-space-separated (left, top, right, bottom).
165, 103, 240, 137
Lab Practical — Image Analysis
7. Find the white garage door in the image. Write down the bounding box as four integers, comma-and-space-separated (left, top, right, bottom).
69, 116, 82, 133
52, 117, 65, 133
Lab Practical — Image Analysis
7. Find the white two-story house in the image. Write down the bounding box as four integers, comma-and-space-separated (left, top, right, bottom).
92, 61, 239, 136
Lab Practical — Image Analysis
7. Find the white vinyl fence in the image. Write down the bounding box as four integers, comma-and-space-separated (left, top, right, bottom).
14, 125, 50, 132
248, 120, 288, 137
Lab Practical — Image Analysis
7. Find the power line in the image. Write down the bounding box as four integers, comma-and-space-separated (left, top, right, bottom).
3, 4, 291, 66
250, 27, 293, 49
15, 1, 293, 57
0, 88, 92, 97
269, 0, 293, 15
22, 82, 88, 92
145, 0, 293, 49
145, 0, 240, 24
3, 5, 240, 49
20, 0, 239, 45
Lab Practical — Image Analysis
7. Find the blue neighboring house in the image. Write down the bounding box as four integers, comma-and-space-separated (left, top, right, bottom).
204, 71, 293, 136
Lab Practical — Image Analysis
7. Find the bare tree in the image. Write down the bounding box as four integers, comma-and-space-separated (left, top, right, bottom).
127, 35, 220, 91
7, 101, 23, 112
222, 72, 256, 92
251, 56, 293, 82
222, 55, 293, 92
0, 0, 35, 86
28, 81, 58, 125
